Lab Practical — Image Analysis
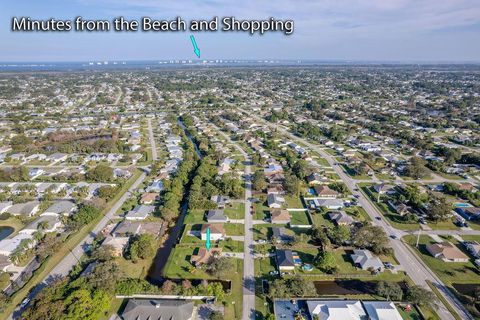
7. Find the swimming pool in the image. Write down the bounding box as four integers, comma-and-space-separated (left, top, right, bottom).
455, 203, 472, 208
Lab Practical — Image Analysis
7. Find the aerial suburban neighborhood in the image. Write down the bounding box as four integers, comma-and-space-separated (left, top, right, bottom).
0, 63, 478, 320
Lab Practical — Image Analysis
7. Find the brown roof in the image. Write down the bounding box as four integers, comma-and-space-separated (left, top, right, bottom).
458, 183, 475, 191
426, 242, 469, 260
190, 247, 222, 266
314, 185, 339, 197
201, 223, 225, 236
271, 209, 290, 222
140, 193, 159, 203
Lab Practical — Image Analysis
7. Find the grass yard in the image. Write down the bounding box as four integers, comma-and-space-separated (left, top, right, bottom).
310, 210, 335, 228
224, 202, 245, 220
224, 223, 245, 236
0, 217, 25, 235
285, 195, 304, 209
289, 210, 311, 226
341, 164, 372, 180
183, 209, 206, 224
255, 256, 277, 277
403, 235, 480, 285
254, 200, 270, 221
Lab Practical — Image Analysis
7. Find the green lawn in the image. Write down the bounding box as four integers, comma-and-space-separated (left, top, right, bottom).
403, 235, 480, 285
0, 217, 25, 235
183, 209, 206, 224
224, 223, 245, 236
289, 211, 311, 226
254, 200, 270, 221
310, 211, 335, 228
341, 164, 372, 180
224, 202, 245, 220
285, 196, 304, 209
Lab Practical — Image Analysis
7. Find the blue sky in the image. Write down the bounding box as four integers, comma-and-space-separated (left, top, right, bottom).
1, 0, 480, 62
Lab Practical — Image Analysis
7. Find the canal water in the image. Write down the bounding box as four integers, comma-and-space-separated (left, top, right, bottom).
147, 120, 203, 284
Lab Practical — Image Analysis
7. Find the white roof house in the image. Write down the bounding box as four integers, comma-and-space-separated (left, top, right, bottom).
125, 205, 155, 221
0, 233, 34, 256
363, 301, 403, 320
307, 300, 366, 320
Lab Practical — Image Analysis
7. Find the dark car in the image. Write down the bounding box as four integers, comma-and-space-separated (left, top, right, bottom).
375, 217, 381, 221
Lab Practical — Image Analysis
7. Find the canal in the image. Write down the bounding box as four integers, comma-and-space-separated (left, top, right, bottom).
147, 120, 202, 284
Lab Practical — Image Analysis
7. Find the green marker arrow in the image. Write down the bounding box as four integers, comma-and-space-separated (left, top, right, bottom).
190, 35, 201, 58
206, 227, 211, 251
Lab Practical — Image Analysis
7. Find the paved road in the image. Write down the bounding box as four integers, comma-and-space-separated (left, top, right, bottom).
10, 172, 147, 319
251, 113, 472, 320
215, 127, 255, 320
147, 118, 158, 161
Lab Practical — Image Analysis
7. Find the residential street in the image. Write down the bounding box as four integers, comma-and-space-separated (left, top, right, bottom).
10, 171, 147, 319
215, 128, 256, 320
251, 112, 472, 320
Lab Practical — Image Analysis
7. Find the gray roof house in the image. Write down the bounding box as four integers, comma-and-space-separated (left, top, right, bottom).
211, 195, 230, 209
20, 215, 62, 234
125, 205, 155, 221
272, 227, 294, 243
112, 221, 142, 237
121, 299, 194, 320
276, 249, 295, 271
350, 249, 384, 272
328, 211, 355, 226
6, 201, 40, 217
206, 209, 228, 223
43, 200, 77, 216
267, 194, 285, 208
0, 201, 13, 214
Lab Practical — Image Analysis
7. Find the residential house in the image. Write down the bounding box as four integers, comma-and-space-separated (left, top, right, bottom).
121, 299, 194, 320
272, 227, 294, 243
0, 233, 34, 256
102, 235, 129, 257
328, 211, 355, 226
276, 249, 295, 271
314, 185, 339, 198
267, 184, 285, 195
201, 224, 225, 241
145, 180, 164, 193
311, 199, 344, 210
43, 200, 76, 216
267, 194, 285, 208
125, 205, 155, 221
350, 249, 384, 272
456, 207, 480, 221
210, 195, 230, 209
0, 201, 13, 214
140, 193, 159, 205
464, 241, 480, 258
306, 173, 328, 185
426, 242, 469, 262
306, 300, 366, 320
206, 209, 228, 223
363, 301, 403, 320
112, 221, 142, 237
20, 215, 62, 234
270, 209, 291, 224
6, 201, 40, 217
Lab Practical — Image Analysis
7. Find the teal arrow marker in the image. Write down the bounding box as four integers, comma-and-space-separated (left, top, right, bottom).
190, 35, 201, 58
206, 227, 211, 251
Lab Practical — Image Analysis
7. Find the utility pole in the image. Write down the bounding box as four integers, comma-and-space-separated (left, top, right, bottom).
416, 227, 421, 248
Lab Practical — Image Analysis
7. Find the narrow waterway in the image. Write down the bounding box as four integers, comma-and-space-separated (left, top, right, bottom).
147, 120, 202, 284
